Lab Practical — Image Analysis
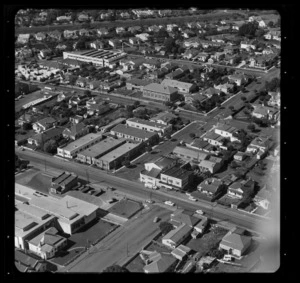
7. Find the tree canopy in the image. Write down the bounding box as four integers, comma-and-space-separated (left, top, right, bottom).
238, 22, 259, 37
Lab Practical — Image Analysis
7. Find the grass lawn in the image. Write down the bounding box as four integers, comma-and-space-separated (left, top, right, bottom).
25, 172, 52, 194
108, 199, 143, 219
186, 226, 228, 253
125, 253, 145, 273
51, 218, 117, 266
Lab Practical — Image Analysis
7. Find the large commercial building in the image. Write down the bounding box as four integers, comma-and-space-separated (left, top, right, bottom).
28, 195, 98, 235
173, 146, 209, 163
110, 124, 159, 145
143, 83, 179, 102
63, 49, 127, 68
15, 202, 57, 250
76, 137, 126, 164
126, 118, 172, 137
95, 141, 143, 170
57, 133, 103, 159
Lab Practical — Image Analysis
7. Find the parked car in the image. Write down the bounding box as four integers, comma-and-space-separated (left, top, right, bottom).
153, 217, 160, 223
145, 199, 154, 204
196, 209, 204, 215
164, 200, 175, 206
189, 197, 198, 202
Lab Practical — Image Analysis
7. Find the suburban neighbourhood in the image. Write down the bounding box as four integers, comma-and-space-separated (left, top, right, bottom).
13, 8, 280, 274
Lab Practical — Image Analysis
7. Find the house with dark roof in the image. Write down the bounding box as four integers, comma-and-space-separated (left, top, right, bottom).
219, 231, 252, 257
143, 83, 179, 102
170, 211, 200, 228
62, 122, 89, 140
150, 111, 177, 125
227, 179, 255, 199
28, 127, 64, 147
197, 178, 224, 199
173, 146, 209, 163
28, 227, 67, 259
162, 223, 192, 249
165, 69, 184, 80
32, 117, 57, 133
143, 252, 177, 273
15, 250, 47, 272
126, 78, 149, 91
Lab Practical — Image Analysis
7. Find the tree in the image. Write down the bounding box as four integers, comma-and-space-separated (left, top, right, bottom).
22, 122, 32, 131
165, 134, 172, 140
268, 21, 274, 28
229, 105, 235, 112
84, 90, 92, 97
146, 146, 152, 153
133, 100, 140, 108
43, 139, 58, 154
240, 96, 247, 102
247, 123, 256, 132
189, 133, 196, 139
103, 265, 129, 273
159, 221, 174, 235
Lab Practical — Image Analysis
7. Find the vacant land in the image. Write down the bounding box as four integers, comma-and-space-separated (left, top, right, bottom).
15, 89, 45, 112
108, 199, 143, 219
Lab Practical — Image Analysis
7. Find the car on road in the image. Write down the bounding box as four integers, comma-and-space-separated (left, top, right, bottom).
195, 210, 204, 215
164, 201, 175, 206
189, 196, 198, 202
185, 192, 191, 197
145, 199, 154, 204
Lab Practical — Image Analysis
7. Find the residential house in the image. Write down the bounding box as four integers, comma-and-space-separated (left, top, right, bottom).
251, 104, 279, 120
196, 52, 210, 62
162, 223, 192, 249
211, 51, 226, 61
159, 166, 193, 191
76, 77, 89, 88
254, 187, 271, 210
227, 179, 255, 199
228, 73, 248, 86
17, 34, 30, 44
170, 211, 200, 228
120, 12, 131, 19
87, 103, 110, 116
182, 29, 196, 39
63, 30, 78, 39
108, 39, 121, 48
185, 93, 208, 105
56, 15, 71, 22
171, 245, 191, 261
165, 69, 184, 80
78, 13, 90, 22
150, 111, 177, 125
143, 83, 179, 102
32, 117, 57, 133
126, 78, 149, 91
88, 80, 102, 90
198, 158, 222, 174
78, 29, 90, 36
224, 45, 239, 55
202, 87, 221, 98
246, 136, 272, 158
35, 32, 46, 41
62, 122, 89, 140
143, 252, 177, 273
129, 37, 140, 46
97, 28, 109, 36
161, 79, 196, 94
47, 30, 62, 41
147, 25, 160, 32
15, 250, 47, 273
249, 55, 273, 70
214, 83, 234, 94
28, 227, 67, 259
128, 26, 142, 34
240, 41, 256, 51
214, 124, 240, 142
267, 91, 280, 108
233, 151, 247, 162
143, 59, 161, 70
135, 33, 150, 42
69, 115, 84, 124
219, 230, 251, 257
183, 37, 201, 48
193, 215, 208, 234
28, 127, 64, 147
90, 40, 105, 50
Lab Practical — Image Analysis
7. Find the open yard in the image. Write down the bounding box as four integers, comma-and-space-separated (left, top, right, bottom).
15, 89, 45, 112
51, 218, 117, 267
25, 172, 52, 194
108, 199, 143, 219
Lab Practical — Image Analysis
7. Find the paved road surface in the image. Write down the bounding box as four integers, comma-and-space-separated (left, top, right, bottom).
60, 205, 170, 272
16, 148, 269, 234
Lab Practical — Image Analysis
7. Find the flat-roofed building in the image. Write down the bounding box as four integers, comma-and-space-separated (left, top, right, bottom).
15, 202, 56, 250
161, 79, 196, 94
77, 137, 126, 164
28, 195, 98, 235
159, 166, 193, 191
63, 49, 127, 68
57, 133, 103, 159
126, 118, 172, 137
214, 124, 239, 142
193, 215, 208, 234
173, 146, 209, 163
202, 131, 224, 147
143, 83, 179, 102
100, 117, 126, 133
95, 141, 143, 170
110, 124, 159, 145
50, 171, 78, 195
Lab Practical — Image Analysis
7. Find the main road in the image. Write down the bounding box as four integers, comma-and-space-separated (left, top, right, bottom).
16, 148, 270, 235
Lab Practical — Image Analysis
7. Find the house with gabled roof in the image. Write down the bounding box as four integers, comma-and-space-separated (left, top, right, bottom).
170, 211, 200, 228
15, 250, 47, 272
227, 179, 255, 199
32, 117, 57, 133
219, 230, 252, 257
197, 177, 224, 199
62, 122, 89, 140
162, 223, 192, 249
143, 252, 177, 273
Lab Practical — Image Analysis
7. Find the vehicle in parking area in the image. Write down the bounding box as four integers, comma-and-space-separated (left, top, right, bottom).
196, 210, 204, 215
153, 217, 160, 223
164, 201, 175, 206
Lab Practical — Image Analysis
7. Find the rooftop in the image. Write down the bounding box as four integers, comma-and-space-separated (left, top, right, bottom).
173, 146, 209, 161
143, 83, 178, 95
161, 166, 192, 181
111, 124, 158, 140
163, 223, 193, 244
99, 142, 140, 163
220, 232, 251, 251
161, 79, 194, 90
127, 117, 170, 130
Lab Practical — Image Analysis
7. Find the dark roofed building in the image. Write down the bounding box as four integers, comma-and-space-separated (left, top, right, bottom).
50, 171, 78, 195
15, 250, 47, 272
160, 166, 193, 190
62, 122, 89, 140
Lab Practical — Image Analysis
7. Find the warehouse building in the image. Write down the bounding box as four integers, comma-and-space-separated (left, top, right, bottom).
63, 49, 127, 68
143, 83, 179, 102
126, 117, 172, 137
15, 202, 56, 250
110, 124, 159, 145
29, 195, 98, 235
50, 171, 78, 195
173, 146, 209, 163
76, 137, 126, 164
95, 141, 143, 170
57, 133, 103, 159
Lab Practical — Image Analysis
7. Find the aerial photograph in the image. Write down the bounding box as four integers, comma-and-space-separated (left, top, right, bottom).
13, 7, 280, 273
